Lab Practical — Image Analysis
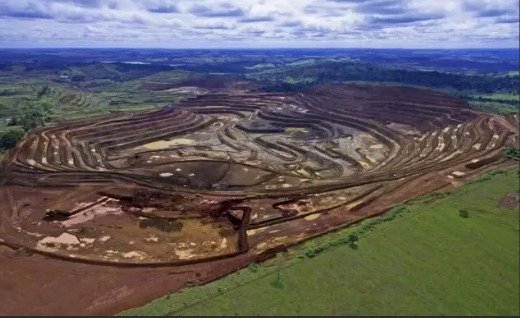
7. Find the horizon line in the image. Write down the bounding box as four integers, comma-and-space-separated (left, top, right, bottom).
0, 46, 519, 50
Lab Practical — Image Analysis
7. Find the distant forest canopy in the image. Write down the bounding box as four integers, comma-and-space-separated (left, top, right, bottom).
250, 60, 519, 93
0, 48, 517, 95
0, 48, 518, 72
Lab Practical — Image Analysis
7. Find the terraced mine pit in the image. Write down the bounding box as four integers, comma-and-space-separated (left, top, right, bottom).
0, 83, 518, 314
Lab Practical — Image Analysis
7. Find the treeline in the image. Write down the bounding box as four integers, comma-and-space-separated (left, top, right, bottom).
1, 85, 54, 152
8, 85, 53, 131
9, 101, 52, 131
253, 61, 519, 93
465, 96, 519, 106
1, 101, 50, 151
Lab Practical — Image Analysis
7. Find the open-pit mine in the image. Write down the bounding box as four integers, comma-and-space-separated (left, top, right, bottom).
0, 83, 518, 315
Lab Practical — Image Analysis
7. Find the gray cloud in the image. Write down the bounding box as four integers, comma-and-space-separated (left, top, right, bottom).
371, 12, 445, 24
146, 3, 178, 14
303, 5, 349, 17
278, 20, 303, 27
244, 28, 266, 36
477, 8, 511, 17
462, 0, 519, 20
238, 16, 274, 23
496, 15, 520, 24
355, 0, 407, 15
328, 0, 447, 30
0, 2, 52, 19
49, 0, 104, 8
328, 0, 406, 14
193, 22, 236, 30
55, 11, 109, 23
190, 3, 244, 18
327, 0, 372, 2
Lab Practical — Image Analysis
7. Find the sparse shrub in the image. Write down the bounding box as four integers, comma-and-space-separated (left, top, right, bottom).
459, 209, 469, 218
347, 234, 359, 249
7, 116, 18, 126
349, 242, 359, 249
347, 234, 358, 243
247, 262, 260, 273
505, 147, 520, 159
304, 250, 316, 258
36, 85, 49, 98
304, 246, 324, 258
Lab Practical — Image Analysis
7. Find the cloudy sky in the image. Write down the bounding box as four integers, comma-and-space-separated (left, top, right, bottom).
0, 0, 518, 48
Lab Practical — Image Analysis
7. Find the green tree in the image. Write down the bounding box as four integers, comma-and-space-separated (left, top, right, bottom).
19, 101, 53, 132
0, 129, 24, 149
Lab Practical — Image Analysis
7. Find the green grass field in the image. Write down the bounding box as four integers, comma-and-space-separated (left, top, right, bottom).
480, 93, 520, 102
121, 167, 520, 316
467, 92, 519, 115
469, 101, 518, 115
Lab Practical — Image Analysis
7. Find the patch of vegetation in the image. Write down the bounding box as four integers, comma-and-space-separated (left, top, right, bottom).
463, 92, 519, 114
0, 129, 24, 150
459, 209, 469, 218
120, 167, 519, 316
479, 92, 520, 102
247, 262, 260, 273
18, 101, 53, 131
467, 100, 518, 115
505, 147, 520, 159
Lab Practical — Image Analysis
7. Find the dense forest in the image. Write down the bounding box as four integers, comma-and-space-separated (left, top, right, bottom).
249, 61, 519, 93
